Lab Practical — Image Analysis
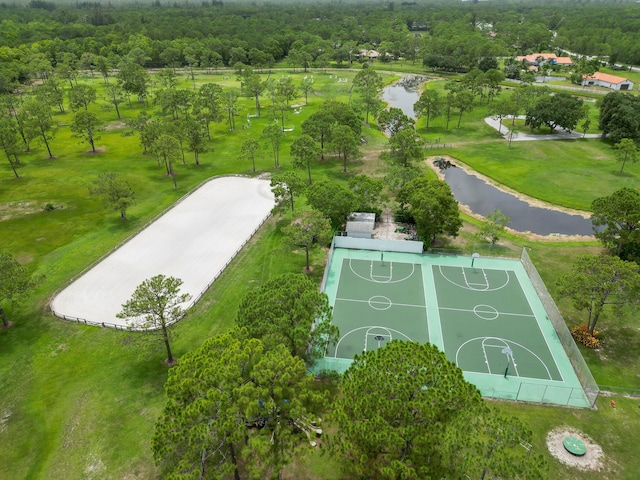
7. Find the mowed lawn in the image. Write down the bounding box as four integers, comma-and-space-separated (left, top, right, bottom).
1, 69, 640, 479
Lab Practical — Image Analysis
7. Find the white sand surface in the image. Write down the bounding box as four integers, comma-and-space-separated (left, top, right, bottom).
50, 176, 274, 328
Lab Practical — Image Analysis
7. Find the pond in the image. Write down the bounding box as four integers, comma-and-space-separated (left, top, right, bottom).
438, 163, 595, 236
382, 79, 422, 118
380, 76, 596, 237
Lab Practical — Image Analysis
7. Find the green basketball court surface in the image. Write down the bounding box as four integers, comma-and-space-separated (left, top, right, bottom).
314, 246, 594, 408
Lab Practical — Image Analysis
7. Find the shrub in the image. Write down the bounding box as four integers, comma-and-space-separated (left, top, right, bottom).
571, 324, 602, 349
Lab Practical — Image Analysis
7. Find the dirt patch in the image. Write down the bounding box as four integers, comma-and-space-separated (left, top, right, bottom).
372, 209, 416, 241
546, 426, 604, 471
0, 409, 11, 433
84, 147, 106, 155
104, 121, 126, 131
0, 201, 57, 221
425, 155, 595, 243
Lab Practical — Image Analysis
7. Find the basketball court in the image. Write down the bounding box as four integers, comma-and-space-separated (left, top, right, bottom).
316, 243, 595, 408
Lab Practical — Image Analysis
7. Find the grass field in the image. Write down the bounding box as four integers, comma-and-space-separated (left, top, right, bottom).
1, 67, 640, 479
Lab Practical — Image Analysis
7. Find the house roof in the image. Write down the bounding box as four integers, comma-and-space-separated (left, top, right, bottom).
583, 72, 630, 84
555, 56, 573, 65
359, 49, 380, 58
516, 53, 560, 65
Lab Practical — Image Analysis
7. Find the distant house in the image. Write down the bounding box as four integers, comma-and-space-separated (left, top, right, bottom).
582, 72, 634, 91
516, 53, 573, 68
358, 49, 380, 61
554, 57, 573, 66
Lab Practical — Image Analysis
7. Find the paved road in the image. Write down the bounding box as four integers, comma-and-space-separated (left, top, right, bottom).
484, 116, 600, 142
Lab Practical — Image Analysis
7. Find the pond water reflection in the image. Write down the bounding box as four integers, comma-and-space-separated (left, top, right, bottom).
380, 77, 595, 237
439, 164, 595, 236
382, 82, 420, 118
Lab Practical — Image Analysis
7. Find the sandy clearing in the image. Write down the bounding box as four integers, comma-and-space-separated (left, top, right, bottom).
546, 426, 605, 471
50, 176, 274, 328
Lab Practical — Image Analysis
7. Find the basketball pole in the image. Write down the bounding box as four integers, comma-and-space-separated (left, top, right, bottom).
471, 253, 480, 271
502, 346, 512, 378
381, 251, 385, 266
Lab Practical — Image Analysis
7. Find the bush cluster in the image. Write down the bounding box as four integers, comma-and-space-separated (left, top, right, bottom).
571, 324, 602, 349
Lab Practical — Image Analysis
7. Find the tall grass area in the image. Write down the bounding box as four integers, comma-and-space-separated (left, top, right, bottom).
1, 69, 639, 479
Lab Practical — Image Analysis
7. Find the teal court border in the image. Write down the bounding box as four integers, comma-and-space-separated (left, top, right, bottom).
313, 242, 598, 408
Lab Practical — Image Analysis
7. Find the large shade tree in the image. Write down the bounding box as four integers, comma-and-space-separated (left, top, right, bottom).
525, 92, 584, 133
353, 67, 384, 125
88, 173, 135, 220
330, 340, 546, 479
306, 179, 355, 230
270, 171, 305, 214
152, 329, 327, 480
557, 254, 640, 335
398, 176, 462, 244
290, 133, 320, 184
282, 209, 332, 272
591, 187, 640, 261
236, 273, 337, 362
598, 92, 640, 143
117, 274, 191, 365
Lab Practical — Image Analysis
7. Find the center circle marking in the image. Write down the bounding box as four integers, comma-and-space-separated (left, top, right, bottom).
473, 304, 499, 320
369, 296, 392, 310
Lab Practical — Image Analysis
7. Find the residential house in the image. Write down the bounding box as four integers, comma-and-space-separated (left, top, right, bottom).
516, 53, 573, 69
582, 72, 634, 91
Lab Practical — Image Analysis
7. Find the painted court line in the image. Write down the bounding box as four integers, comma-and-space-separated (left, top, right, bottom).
439, 306, 536, 319
456, 336, 555, 381
333, 325, 414, 358
335, 297, 425, 309
438, 265, 510, 292
513, 269, 567, 383
348, 258, 415, 284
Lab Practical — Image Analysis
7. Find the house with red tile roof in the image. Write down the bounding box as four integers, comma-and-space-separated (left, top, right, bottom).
555, 57, 573, 66
582, 72, 634, 91
516, 53, 572, 67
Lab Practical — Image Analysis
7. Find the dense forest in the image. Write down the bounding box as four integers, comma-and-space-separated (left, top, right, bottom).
2, 0, 640, 92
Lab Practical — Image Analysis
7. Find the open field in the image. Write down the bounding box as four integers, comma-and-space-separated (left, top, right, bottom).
1, 68, 639, 479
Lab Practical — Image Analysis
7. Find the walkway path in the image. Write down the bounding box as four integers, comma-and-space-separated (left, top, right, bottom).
484, 116, 601, 142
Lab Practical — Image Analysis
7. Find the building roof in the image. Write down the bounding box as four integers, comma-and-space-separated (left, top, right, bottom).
349, 212, 376, 223
359, 49, 380, 58
583, 72, 630, 84
346, 221, 374, 234
516, 53, 563, 65
555, 56, 573, 65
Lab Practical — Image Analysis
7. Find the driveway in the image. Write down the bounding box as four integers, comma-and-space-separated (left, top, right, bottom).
484, 116, 601, 141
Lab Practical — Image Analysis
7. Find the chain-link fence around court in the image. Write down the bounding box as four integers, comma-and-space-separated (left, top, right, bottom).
520, 247, 599, 408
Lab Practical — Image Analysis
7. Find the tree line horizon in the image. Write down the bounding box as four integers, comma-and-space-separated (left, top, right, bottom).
2, 0, 640, 93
